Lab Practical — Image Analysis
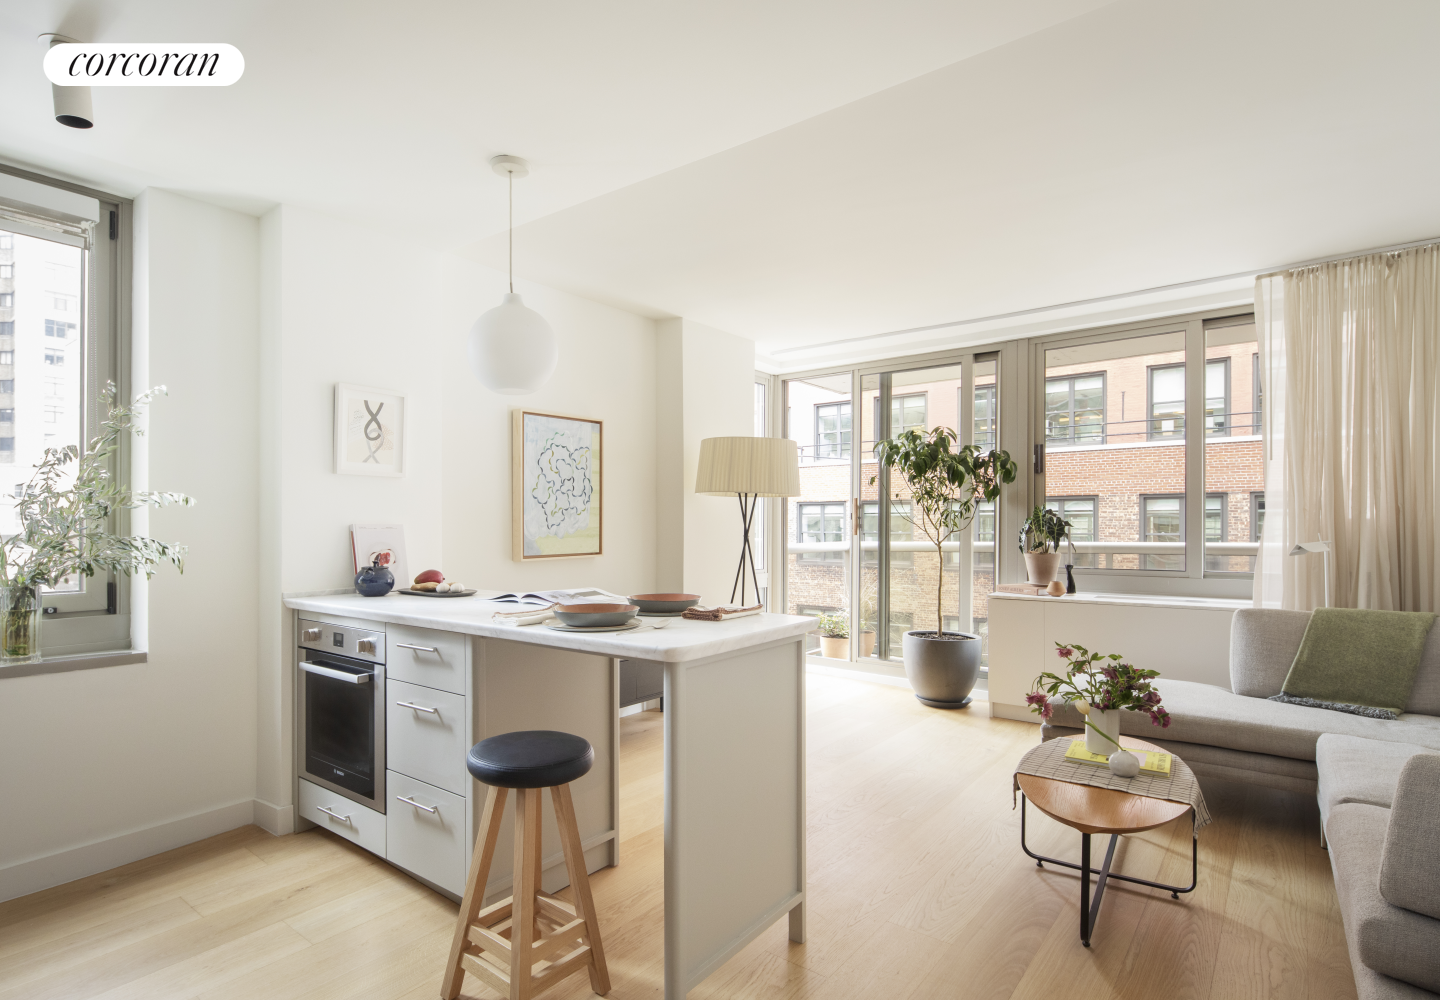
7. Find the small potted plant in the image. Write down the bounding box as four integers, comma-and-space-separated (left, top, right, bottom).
872, 427, 1016, 708
1019, 506, 1071, 586
1026, 642, 1171, 775
813, 611, 851, 659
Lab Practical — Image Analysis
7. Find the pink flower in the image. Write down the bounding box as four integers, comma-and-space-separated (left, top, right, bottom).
1056, 647, 1074, 658
1025, 691, 1047, 708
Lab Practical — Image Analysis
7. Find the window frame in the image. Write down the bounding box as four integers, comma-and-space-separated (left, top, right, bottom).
1204, 357, 1230, 437
871, 392, 927, 442
795, 500, 847, 563
1045, 371, 1107, 446
0, 161, 135, 662
813, 400, 851, 460
1146, 362, 1186, 441
1140, 493, 1186, 571
1251, 491, 1266, 542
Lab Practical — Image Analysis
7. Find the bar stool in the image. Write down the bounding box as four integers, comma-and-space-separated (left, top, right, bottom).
440, 730, 611, 1000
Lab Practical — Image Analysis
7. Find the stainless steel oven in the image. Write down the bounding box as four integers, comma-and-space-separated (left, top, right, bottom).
298, 619, 386, 812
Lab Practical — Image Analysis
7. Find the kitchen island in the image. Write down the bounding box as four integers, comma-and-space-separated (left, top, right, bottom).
283, 591, 815, 1000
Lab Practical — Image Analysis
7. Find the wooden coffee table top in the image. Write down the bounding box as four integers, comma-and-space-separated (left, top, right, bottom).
1016, 735, 1193, 836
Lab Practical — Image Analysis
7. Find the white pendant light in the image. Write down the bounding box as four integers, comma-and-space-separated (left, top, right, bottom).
468, 155, 558, 394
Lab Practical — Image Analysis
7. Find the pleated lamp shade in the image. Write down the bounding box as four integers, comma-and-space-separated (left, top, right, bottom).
694, 437, 801, 497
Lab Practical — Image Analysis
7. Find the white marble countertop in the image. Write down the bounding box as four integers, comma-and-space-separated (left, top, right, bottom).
282, 591, 817, 663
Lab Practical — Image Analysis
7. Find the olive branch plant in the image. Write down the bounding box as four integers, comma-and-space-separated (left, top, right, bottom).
0, 384, 195, 650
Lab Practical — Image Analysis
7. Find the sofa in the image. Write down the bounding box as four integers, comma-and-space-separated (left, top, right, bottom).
1039, 607, 1440, 1000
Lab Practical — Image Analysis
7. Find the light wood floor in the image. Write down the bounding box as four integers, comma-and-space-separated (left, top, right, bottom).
0, 674, 1356, 1000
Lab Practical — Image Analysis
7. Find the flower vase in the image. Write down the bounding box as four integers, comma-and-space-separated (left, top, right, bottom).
1, 584, 41, 664
1085, 707, 1121, 755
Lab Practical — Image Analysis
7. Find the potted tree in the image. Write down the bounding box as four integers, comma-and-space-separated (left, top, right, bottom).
872, 428, 1016, 708
1019, 505, 1071, 586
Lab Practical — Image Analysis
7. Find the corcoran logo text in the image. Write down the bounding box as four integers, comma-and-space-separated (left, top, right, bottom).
43, 43, 244, 87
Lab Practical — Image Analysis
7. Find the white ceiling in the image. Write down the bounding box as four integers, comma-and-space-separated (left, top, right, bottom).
4, 0, 1439, 368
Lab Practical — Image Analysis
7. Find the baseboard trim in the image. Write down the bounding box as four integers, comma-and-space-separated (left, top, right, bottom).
0, 798, 260, 903
990, 702, 1040, 723
253, 798, 295, 837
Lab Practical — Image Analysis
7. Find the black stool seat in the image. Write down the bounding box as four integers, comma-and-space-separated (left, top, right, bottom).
467, 730, 594, 788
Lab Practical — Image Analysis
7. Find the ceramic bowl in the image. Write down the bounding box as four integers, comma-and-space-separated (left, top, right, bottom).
628, 593, 701, 615
553, 603, 640, 627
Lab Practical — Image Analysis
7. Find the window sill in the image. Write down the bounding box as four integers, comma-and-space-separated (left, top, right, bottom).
0, 649, 146, 680
989, 591, 1249, 611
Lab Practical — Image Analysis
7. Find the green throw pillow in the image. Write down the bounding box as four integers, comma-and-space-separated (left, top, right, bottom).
1271, 608, 1437, 719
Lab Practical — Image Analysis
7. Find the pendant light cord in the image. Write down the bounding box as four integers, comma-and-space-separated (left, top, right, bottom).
508, 169, 514, 294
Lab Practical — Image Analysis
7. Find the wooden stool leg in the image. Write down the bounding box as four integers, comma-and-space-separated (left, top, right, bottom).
441, 785, 508, 1000
552, 783, 611, 995
511, 787, 542, 1000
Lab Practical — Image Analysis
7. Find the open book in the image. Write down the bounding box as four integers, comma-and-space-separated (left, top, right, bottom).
489, 588, 630, 607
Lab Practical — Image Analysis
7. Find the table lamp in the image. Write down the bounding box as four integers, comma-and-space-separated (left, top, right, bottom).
694, 437, 801, 606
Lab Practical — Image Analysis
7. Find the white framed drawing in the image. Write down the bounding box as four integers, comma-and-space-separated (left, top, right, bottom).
512, 409, 602, 560
334, 383, 405, 476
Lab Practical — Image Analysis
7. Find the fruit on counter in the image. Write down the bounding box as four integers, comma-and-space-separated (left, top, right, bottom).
414, 569, 444, 585
411, 581, 439, 591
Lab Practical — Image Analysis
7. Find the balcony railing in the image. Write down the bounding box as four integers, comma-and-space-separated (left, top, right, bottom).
788, 539, 1259, 557
1045, 409, 1261, 447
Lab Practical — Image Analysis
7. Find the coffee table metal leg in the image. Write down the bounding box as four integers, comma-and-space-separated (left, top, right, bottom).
1079, 833, 1091, 945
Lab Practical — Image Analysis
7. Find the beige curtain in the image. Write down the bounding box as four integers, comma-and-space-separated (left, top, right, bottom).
1254, 245, 1440, 612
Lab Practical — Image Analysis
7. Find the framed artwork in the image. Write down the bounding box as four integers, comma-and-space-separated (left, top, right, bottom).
334, 383, 405, 476
512, 409, 602, 560
350, 523, 408, 587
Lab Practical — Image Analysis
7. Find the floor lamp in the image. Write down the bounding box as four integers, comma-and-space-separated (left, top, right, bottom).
1289, 540, 1333, 608
694, 437, 801, 607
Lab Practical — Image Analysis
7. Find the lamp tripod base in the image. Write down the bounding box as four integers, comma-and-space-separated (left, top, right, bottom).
730, 493, 763, 606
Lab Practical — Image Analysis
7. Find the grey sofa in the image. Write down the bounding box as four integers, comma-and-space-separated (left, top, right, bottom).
1040, 608, 1440, 1000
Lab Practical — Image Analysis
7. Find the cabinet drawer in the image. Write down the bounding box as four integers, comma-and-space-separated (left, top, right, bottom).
388, 678, 468, 794
298, 778, 385, 855
387, 624, 467, 694
387, 771, 465, 896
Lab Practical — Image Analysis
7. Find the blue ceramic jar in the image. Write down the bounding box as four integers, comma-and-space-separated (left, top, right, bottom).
354, 560, 395, 597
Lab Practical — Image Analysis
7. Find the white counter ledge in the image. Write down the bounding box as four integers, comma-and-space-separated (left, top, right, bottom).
282, 591, 817, 663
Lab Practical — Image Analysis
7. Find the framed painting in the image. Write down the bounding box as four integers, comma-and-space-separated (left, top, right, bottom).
335, 383, 405, 476
512, 409, 602, 560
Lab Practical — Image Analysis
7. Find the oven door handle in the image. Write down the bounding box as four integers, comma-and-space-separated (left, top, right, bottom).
300, 661, 371, 684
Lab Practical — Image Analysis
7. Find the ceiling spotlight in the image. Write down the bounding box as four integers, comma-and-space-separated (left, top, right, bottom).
38, 33, 93, 129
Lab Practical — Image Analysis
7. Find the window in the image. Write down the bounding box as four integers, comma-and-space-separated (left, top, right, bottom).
1045, 374, 1105, 444
814, 402, 851, 459
44, 378, 62, 396
0, 438, 12, 453
0, 235, 11, 249
0, 381, 13, 394
862, 501, 913, 566
1045, 497, 1097, 567
1204, 359, 1229, 435
1251, 493, 1266, 541
1205, 494, 1226, 542
0, 409, 13, 423
0, 322, 11, 336
0, 265, 11, 278
1148, 364, 1185, 439
1142, 496, 1184, 570
972, 384, 996, 450
0, 294, 12, 308
51, 294, 74, 311
886, 611, 913, 649
0, 352, 11, 365
873, 393, 926, 440
44, 319, 74, 339
797, 501, 846, 562
44, 351, 62, 366
1252, 353, 1263, 435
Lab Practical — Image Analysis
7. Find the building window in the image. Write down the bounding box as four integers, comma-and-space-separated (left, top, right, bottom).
1045, 374, 1105, 444
972, 384, 997, 450
0, 437, 12, 453
44, 319, 74, 339
0, 352, 11, 365
44, 378, 61, 397
861, 501, 913, 566
1205, 494, 1226, 543
1148, 364, 1185, 439
0, 381, 13, 394
0, 265, 12, 279
0, 293, 12, 308
797, 501, 846, 562
1046, 497, 1097, 542
0, 235, 11, 249
1204, 359, 1230, 436
43, 407, 60, 424
1251, 492, 1266, 541
0, 409, 13, 423
873, 393, 926, 441
814, 402, 851, 460
51, 294, 74, 311
0, 322, 11, 337
1252, 352, 1263, 435
44, 351, 62, 366
1142, 495, 1184, 570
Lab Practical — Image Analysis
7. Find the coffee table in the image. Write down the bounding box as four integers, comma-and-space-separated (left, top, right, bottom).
1015, 735, 1197, 947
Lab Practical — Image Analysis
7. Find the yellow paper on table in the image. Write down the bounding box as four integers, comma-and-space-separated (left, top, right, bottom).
1065, 738, 1173, 775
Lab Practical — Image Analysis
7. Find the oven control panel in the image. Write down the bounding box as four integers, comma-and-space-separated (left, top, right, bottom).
298, 619, 385, 663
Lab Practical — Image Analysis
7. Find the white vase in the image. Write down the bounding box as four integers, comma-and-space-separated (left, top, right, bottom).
1085, 707, 1122, 755
1108, 749, 1140, 777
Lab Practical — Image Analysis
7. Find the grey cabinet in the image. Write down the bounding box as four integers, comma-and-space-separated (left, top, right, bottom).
618, 658, 664, 708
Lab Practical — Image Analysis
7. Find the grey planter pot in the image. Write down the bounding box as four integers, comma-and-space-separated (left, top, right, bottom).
902, 630, 982, 709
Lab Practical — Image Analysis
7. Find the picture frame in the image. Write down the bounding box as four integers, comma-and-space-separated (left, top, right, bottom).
511, 409, 603, 560
334, 383, 405, 477
350, 523, 408, 587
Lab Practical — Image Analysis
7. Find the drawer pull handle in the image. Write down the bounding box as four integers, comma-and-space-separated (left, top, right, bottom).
396, 795, 439, 814
317, 805, 351, 824
396, 643, 439, 654
397, 700, 440, 715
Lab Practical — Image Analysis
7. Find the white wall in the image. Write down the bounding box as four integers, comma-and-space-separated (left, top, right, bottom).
655, 318, 758, 604
0, 189, 261, 900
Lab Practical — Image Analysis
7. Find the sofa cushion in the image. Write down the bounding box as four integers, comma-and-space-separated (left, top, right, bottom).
1317, 734, 1439, 827
1228, 608, 1440, 716
1380, 754, 1440, 921
1328, 801, 1440, 993
1047, 679, 1440, 762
